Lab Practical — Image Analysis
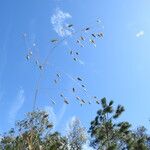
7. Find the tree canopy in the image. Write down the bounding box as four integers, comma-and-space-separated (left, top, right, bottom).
1, 99, 150, 150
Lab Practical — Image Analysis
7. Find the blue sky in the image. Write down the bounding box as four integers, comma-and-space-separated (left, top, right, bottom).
0, 0, 150, 139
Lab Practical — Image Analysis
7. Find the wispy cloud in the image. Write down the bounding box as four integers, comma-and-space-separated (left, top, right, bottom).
0, 24, 12, 105
51, 8, 73, 37
9, 88, 25, 125
44, 106, 56, 126
56, 103, 67, 125
44, 103, 67, 130
65, 116, 85, 135
66, 116, 77, 131
78, 59, 85, 65
136, 30, 144, 38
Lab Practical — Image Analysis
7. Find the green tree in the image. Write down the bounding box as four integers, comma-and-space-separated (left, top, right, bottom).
0, 128, 16, 150
89, 98, 131, 150
42, 132, 68, 150
0, 109, 68, 150
67, 117, 87, 150
129, 126, 150, 150
15, 109, 53, 150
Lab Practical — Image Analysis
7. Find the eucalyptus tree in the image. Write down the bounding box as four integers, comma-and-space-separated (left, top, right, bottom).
0, 110, 68, 150
67, 117, 87, 150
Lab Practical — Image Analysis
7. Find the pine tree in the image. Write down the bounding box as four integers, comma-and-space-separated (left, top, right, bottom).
89, 98, 131, 150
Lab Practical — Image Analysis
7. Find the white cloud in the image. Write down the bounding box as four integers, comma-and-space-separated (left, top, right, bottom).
44, 106, 56, 126
78, 59, 85, 65
65, 116, 77, 133
56, 103, 67, 127
68, 116, 76, 126
136, 30, 144, 38
9, 88, 25, 125
51, 8, 73, 37
65, 116, 85, 136
0, 25, 11, 105
44, 103, 67, 130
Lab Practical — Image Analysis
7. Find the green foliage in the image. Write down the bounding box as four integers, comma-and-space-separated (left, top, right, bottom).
0, 110, 67, 150
42, 132, 68, 150
1, 100, 150, 150
89, 97, 131, 150
128, 126, 150, 150
67, 117, 87, 150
